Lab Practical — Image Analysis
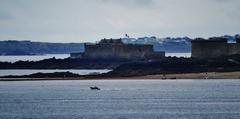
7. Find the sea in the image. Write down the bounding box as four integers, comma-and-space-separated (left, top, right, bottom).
0, 80, 240, 119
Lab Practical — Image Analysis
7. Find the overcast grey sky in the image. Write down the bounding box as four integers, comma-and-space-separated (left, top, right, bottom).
0, 0, 239, 42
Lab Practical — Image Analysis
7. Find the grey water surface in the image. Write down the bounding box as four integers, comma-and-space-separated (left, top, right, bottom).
0, 80, 240, 119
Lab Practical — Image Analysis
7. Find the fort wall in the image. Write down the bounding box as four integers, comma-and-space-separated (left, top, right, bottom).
84, 43, 164, 59
71, 39, 165, 60
191, 38, 240, 59
228, 43, 240, 55
112, 44, 154, 59
84, 44, 115, 59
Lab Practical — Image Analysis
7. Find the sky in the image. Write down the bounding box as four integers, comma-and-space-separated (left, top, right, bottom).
0, 0, 239, 43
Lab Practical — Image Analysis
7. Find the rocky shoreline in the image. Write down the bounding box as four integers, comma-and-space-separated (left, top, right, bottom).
1, 55, 240, 81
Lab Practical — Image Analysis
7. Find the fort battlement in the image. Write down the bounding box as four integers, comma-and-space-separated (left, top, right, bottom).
191, 38, 240, 59
71, 38, 165, 60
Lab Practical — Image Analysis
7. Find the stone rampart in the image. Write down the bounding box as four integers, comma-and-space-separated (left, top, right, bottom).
191, 38, 240, 59
71, 39, 165, 60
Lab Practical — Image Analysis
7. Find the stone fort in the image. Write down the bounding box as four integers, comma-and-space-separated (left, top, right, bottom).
70, 38, 165, 60
191, 38, 240, 59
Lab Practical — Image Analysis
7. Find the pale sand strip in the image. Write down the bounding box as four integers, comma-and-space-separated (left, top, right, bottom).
0, 72, 240, 81
131, 72, 240, 79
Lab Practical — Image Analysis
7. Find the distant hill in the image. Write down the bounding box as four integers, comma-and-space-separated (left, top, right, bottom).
209, 34, 240, 43
122, 36, 192, 53
0, 34, 239, 55
0, 38, 192, 55
0, 40, 84, 55
122, 34, 240, 53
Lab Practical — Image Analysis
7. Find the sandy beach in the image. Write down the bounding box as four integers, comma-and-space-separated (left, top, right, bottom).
130, 71, 240, 79
0, 71, 240, 81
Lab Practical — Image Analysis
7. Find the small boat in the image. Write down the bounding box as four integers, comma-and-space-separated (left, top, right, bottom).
90, 86, 100, 90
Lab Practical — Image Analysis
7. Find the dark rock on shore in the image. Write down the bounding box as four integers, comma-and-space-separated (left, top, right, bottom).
103, 55, 240, 77
0, 57, 133, 69
1, 72, 82, 78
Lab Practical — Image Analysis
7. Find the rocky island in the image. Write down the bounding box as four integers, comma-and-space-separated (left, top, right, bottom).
1, 36, 240, 80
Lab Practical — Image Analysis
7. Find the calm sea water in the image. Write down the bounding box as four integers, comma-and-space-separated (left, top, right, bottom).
166, 53, 191, 57
0, 80, 240, 119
